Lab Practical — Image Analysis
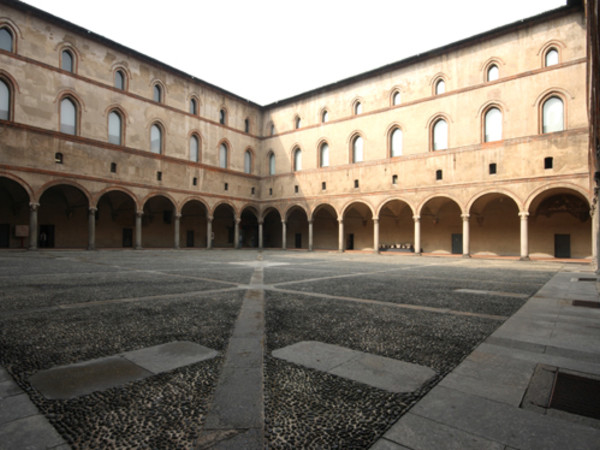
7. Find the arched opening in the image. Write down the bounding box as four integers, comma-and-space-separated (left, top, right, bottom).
263, 208, 282, 248
379, 200, 414, 251
39, 184, 89, 248
342, 202, 373, 250
213, 203, 235, 248
528, 189, 591, 259
469, 193, 520, 256
142, 195, 174, 248
286, 206, 309, 249
181, 200, 208, 248
313, 204, 338, 250
240, 207, 259, 248
420, 197, 462, 254
0, 177, 30, 248
96, 190, 136, 248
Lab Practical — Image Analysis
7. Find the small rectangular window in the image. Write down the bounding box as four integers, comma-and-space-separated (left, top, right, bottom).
110, 162, 117, 173
294, 185, 299, 193
269, 188, 273, 196
54, 152, 63, 164
251, 187, 255, 195
436, 169, 443, 180
224, 182, 228, 191
354, 179, 359, 188
489, 163, 497, 175
193, 177, 197, 186
322, 182, 326, 190
545, 157, 553, 169
157, 171, 162, 181
392, 174, 398, 184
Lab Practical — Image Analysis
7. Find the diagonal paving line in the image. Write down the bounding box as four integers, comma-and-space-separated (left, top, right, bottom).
199, 255, 265, 449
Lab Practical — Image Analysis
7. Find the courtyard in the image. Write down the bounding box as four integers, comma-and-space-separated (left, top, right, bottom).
0, 250, 577, 448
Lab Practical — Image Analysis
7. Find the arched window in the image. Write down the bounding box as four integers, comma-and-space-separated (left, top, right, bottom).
244, 118, 250, 133
190, 98, 198, 115
321, 110, 329, 123
320, 143, 330, 168
244, 149, 252, 173
190, 135, 199, 162
487, 64, 499, 82
61, 49, 74, 72
219, 109, 226, 125
0, 79, 11, 121
268, 152, 275, 175
390, 128, 403, 157
484, 107, 502, 142
392, 91, 401, 106
150, 124, 162, 153
108, 110, 123, 145
542, 96, 564, 133
354, 101, 362, 115
432, 119, 448, 150
435, 79, 445, 95
270, 122, 275, 136
219, 143, 228, 168
293, 147, 302, 171
60, 97, 77, 135
114, 70, 125, 90
153, 84, 162, 103
0, 27, 13, 52
545, 48, 559, 67
295, 116, 301, 129
352, 135, 363, 163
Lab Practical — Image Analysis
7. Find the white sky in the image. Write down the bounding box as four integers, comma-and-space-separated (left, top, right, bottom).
21, 0, 567, 105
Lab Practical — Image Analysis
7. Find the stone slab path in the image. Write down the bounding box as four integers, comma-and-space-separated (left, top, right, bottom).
273, 341, 436, 393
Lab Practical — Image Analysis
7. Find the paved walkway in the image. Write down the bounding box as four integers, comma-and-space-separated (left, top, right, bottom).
371, 269, 600, 449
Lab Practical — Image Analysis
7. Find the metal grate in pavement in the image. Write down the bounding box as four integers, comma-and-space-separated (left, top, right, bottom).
549, 372, 600, 420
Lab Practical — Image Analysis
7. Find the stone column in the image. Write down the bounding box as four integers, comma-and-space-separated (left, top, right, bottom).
258, 221, 264, 250
88, 207, 97, 250
174, 213, 181, 249
338, 219, 344, 252
519, 211, 529, 260
281, 220, 287, 250
207, 216, 213, 249
461, 214, 470, 258
373, 218, 380, 253
591, 197, 599, 272
308, 220, 314, 251
413, 215, 421, 255
29, 202, 39, 250
135, 210, 143, 250
234, 218, 241, 249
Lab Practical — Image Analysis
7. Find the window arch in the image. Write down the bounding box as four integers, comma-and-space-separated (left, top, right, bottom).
60, 97, 78, 135
150, 123, 163, 154
351, 135, 364, 163
321, 109, 329, 123
545, 48, 559, 67
153, 83, 162, 103
0, 78, 12, 121
114, 69, 126, 90
219, 142, 228, 168
390, 127, 403, 157
432, 118, 448, 150
295, 115, 301, 129
391, 90, 401, 106
486, 64, 499, 82
542, 96, 564, 133
244, 149, 253, 174
0, 27, 14, 52
190, 134, 200, 162
319, 142, 330, 168
108, 110, 123, 145
61, 49, 75, 73
268, 152, 276, 175
293, 147, 302, 171
190, 98, 198, 115
219, 108, 226, 125
484, 107, 502, 142
353, 100, 362, 115
434, 78, 446, 95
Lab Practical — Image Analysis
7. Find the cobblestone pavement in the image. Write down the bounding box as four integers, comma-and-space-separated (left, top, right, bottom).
0, 250, 567, 448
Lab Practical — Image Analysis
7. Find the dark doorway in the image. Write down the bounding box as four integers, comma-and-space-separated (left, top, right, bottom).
347, 233, 354, 250
0, 224, 9, 248
39, 225, 55, 248
451, 233, 463, 255
122, 228, 133, 248
295, 233, 302, 249
554, 234, 571, 258
186, 230, 194, 248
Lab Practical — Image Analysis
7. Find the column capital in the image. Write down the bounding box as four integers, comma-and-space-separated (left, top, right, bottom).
281, 219, 287, 225
175, 213, 182, 220
413, 215, 421, 222
207, 215, 214, 221
29, 202, 40, 211
519, 211, 529, 219
338, 218, 344, 224
136, 210, 144, 218
258, 220, 264, 225
372, 217, 379, 224
461, 214, 470, 220
308, 219, 314, 225
89, 207, 98, 214
235, 218, 241, 224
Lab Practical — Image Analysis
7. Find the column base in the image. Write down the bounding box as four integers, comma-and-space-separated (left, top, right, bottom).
462, 253, 470, 258
519, 256, 530, 261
